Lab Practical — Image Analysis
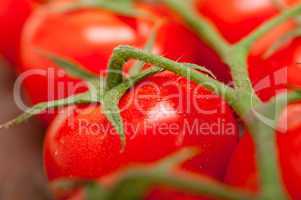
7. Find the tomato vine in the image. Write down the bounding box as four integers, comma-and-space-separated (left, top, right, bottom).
102, 1, 301, 199
1, 0, 301, 200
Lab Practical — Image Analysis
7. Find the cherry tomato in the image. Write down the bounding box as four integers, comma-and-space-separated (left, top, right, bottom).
135, 3, 231, 83
225, 102, 301, 200
197, 0, 299, 43
20, 0, 146, 123
0, 0, 36, 64
44, 72, 239, 199
198, 0, 301, 101
20, 1, 232, 124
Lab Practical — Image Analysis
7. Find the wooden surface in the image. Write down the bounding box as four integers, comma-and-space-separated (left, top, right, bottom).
0, 61, 51, 200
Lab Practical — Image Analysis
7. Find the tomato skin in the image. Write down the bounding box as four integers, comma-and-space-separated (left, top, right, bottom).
20, 1, 232, 124
136, 3, 231, 83
225, 103, 301, 200
20, 0, 140, 93
0, 0, 35, 64
155, 22, 231, 83
198, 0, 301, 101
197, 0, 299, 43
20, 0, 145, 123
44, 72, 239, 199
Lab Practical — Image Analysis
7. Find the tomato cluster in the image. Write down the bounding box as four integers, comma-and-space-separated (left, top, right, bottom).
1, 0, 301, 200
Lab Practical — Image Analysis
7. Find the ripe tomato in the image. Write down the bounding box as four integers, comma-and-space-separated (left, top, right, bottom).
197, 0, 299, 43
44, 72, 239, 199
135, 3, 231, 83
0, 0, 36, 64
198, 0, 301, 101
225, 102, 301, 200
20, 0, 147, 123
20, 0, 142, 96
20, 1, 231, 124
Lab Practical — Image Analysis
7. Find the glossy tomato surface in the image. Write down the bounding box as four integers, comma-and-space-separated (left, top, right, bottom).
21, 0, 141, 100
225, 102, 301, 200
20, 1, 232, 124
44, 72, 239, 199
0, 0, 35, 64
20, 0, 148, 123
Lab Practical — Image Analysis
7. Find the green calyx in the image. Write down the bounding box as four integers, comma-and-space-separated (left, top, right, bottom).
101, 66, 163, 151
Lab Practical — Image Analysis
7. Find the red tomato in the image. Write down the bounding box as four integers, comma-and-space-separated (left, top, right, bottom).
225, 102, 301, 200
198, 0, 301, 101
44, 72, 239, 199
197, 0, 299, 43
135, 3, 231, 83
20, 1, 232, 124
0, 0, 36, 64
288, 63, 301, 88
20, 0, 146, 123
155, 22, 231, 83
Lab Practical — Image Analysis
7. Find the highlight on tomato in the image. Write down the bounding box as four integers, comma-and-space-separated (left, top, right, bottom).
19, 0, 232, 124
44, 72, 239, 199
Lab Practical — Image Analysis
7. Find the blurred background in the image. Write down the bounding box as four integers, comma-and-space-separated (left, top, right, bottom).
0, 59, 50, 200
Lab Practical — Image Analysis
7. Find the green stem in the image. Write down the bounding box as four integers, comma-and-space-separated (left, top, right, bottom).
160, 4, 301, 198
162, 0, 230, 58
102, 66, 163, 150
248, 122, 288, 200
106, 45, 243, 114
225, 46, 262, 108
128, 20, 162, 76
107, 168, 255, 200
162, 0, 259, 103
244, 91, 301, 200
248, 116, 290, 200
0, 92, 96, 129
